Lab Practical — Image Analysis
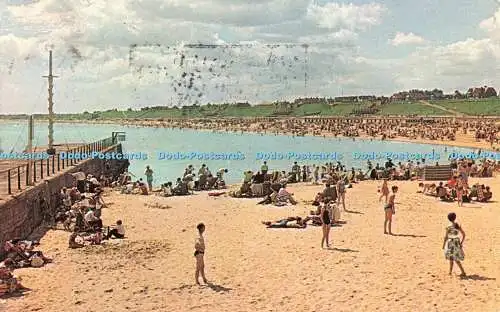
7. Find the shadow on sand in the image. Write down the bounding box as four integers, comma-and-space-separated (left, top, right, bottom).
204, 282, 232, 293
327, 247, 359, 252
344, 209, 364, 214
170, 282, 232, 293
460, 274, 496, 281
170, 284, 193, 292
391, 233, 427, 238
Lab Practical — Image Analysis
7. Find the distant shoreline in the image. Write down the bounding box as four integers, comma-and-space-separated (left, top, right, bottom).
1, 117, 497, 153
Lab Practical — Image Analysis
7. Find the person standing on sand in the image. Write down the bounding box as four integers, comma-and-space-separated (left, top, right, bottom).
442, 213, 466, 277
336, 178, 346, 211
194, 223, 208, 285
292, 161, 300, 182
313, 165, 319, 184
320, 201, 331, 248
384, 186, 398, 235
145, 166, 154, 191
379, 179, 389, 203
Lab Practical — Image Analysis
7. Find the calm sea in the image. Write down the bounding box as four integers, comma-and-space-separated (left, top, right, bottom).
0, 121, 476, 185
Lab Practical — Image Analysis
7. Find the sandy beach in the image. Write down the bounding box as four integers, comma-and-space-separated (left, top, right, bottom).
1, 118, 499, 312
2, 175, 499, 312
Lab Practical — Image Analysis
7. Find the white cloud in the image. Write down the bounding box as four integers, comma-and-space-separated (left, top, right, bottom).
479, 6, 500, 40
394, 38, 499, 91
0, 0, 499, 114
389, 32, 426, 46
306, 2, 385, 31
0, 0, 390, 113
391, 2, 500, 91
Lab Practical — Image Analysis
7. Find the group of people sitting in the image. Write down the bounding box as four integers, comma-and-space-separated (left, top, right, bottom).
0, 239, 50, 295
115, 171, 150, 195
1, 239, 51, 269
68, 219, 125, 249
451, 157, 498, 178
233, 161, 353, 200
0, 171, 127, 297
157, 164, 228, 196
419, 176, 493, 204
117, 165, 228, 197
54, 172, 126, 247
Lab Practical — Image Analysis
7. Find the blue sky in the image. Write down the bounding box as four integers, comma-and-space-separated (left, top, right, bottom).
0, 0, 499, 113
357, 0, 494, 56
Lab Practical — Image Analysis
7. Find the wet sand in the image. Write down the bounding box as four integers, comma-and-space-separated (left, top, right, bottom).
2, 177, 499, 312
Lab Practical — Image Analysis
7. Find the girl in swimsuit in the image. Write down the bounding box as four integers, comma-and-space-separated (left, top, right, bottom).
384, 186, 398, 235
321, 201, 331, 248
194, 223, 208, 285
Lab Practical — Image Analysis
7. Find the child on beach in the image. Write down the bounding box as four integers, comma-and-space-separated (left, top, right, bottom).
106, 220, 125, 239
320, 201, 331, 248
379, 179, 389, 203
456, 186, 464, 206
194, 223, 208, 285
442, 213, 466, 277
384, 186, 398, 235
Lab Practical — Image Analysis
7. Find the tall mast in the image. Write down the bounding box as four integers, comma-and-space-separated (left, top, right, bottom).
302, 44, 309, 98
43, 50, 58, 155
27, 115, 33, 185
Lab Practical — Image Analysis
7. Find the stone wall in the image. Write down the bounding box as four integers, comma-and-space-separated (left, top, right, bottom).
0, 144, 129, 258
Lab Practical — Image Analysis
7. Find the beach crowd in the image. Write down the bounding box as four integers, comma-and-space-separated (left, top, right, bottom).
1, 141, 498, 296
114, 117, 500, 149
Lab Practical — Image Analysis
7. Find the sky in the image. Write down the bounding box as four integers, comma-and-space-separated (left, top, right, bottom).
0, 0, 499, 113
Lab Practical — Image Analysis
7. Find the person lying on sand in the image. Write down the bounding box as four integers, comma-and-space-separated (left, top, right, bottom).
418, 182, 436, 195
261, 217, 308, 228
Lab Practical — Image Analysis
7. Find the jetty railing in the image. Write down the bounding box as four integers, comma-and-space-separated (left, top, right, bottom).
0, 136, 115, 195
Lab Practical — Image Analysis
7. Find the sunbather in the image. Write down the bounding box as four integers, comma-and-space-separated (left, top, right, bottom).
261, 217, 308, 228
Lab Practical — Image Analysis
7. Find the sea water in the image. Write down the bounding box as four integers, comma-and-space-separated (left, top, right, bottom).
0, 121, 476, 185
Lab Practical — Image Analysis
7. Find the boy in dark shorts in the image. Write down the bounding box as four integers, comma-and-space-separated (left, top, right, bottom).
384, 186, 398, 235
194, 223, 208, 285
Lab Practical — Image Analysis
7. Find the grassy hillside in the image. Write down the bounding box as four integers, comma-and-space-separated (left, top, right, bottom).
429, 98, 500, 115
1, 98, 499, 119
377, 101, 446, 115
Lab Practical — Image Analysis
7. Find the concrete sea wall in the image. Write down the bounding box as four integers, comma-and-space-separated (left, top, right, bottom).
0, 144, 129, 258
